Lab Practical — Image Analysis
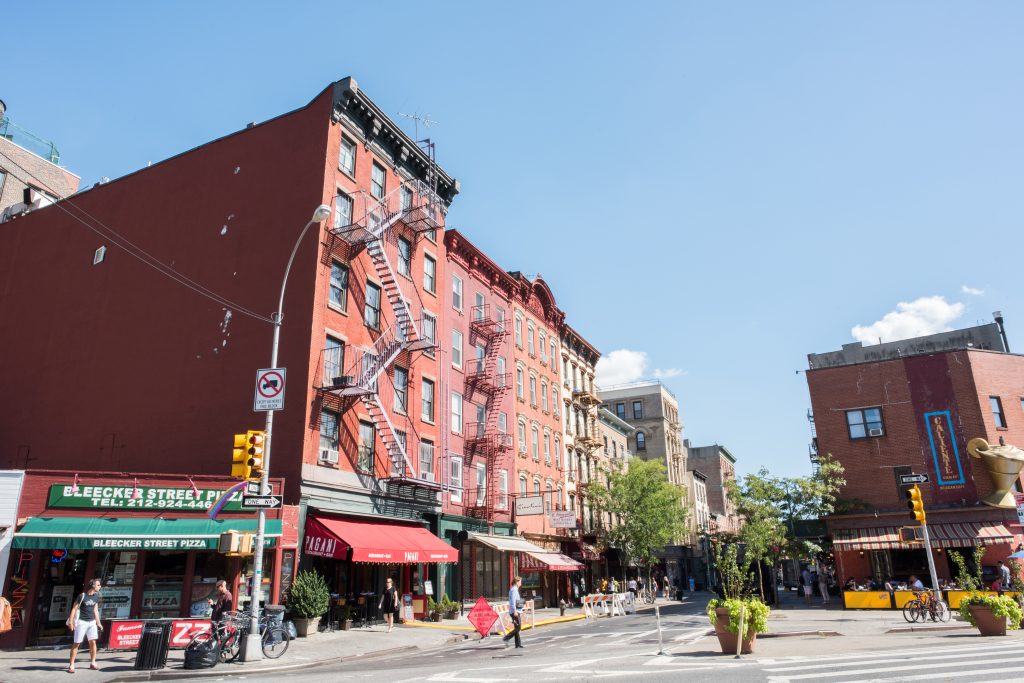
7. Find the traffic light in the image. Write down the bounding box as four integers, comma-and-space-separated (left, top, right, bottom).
246, 430, 266, 481
906, 484, 926, 523
231, 433, 250, 479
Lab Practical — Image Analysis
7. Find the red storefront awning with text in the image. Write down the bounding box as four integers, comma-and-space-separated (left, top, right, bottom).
304, 515, 458, 563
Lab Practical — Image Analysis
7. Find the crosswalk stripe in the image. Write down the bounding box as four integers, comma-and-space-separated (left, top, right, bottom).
761, 640, 1009, 666
767, 653, 1024, 680
766, 647, 1018, 672
843, 664, 1024, 683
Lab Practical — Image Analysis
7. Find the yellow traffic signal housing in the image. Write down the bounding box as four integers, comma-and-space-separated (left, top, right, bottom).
246, 430, 266, 481
906, 484, 926, 523
231, 433, 250, 479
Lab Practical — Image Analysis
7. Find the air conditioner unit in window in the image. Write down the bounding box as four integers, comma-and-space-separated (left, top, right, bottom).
331, 375, 354, 388
868, 428, 884, 437
320, 449, 339, 464
420, 471, 435, 482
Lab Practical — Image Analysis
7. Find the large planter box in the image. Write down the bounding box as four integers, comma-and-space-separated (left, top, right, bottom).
947, 591, 1000, 609
968, 605, 1007, 636
712, 607, 757, 654
843, 591, 893, 609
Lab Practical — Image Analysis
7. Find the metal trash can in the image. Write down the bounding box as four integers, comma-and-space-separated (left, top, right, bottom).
263, 605, 285, 628
134, 620, 172, 670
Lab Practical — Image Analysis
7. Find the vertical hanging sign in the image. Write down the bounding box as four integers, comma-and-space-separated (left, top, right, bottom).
923, 411, 965, 486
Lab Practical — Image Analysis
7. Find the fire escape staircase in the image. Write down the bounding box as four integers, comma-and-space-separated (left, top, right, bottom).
317, 179, 445, 484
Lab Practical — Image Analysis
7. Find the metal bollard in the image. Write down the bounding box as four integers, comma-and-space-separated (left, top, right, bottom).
655, 605, 665, 655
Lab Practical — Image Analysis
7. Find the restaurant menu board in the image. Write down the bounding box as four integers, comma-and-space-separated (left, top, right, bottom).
402, 593, 414, 623
100, 586, 133, 619
49, 585, 75, 622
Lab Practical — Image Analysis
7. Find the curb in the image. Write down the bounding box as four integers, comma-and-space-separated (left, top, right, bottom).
759, 630, 841, 638
886, 624, 971, 634
108, 645, 419, 682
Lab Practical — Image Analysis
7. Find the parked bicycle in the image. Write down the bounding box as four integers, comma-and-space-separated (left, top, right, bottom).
901, 590, 950, 623
187, 609, 290, 662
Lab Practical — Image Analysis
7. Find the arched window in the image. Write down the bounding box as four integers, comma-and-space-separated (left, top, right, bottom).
541, 379, 549, 411
569, 494, 575, 511
533, 479, 541, 496
554, 435, 561, 467
520, 475, 527, 496
529, 373, 537, 406
556, 485, 563, 511
545, 482, 553, 512
516, 367, 524, 399
636, 432, 646, 451
518, 420, 527, 453
543, 432, 551, 464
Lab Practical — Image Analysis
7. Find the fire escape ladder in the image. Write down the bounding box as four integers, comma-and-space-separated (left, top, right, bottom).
361, 393, 417, 479
365, 238, 421, 343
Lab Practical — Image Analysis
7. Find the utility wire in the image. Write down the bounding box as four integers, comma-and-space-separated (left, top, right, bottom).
0, 151, 275, 324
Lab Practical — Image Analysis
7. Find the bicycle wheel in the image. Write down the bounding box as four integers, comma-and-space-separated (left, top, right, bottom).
932, 600, 951, 623
262, 626, 290, 659
221, 627, 243, 663
902, 600, 922, 623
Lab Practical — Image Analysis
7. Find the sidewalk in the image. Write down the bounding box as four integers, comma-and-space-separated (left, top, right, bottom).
0, 606, 589, 683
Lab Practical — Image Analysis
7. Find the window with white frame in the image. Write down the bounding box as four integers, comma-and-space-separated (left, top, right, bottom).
550, 340, 557, 371
324, 336, 344, 385
319, 410, 340, 462
516, 367, 525, 400
371, 161, 386, 199
452, 275, 463, 310
475, 463, 486, 505
539, 331, 547, 362
497, 356, 507, 386
364, 281, 381, 329
329, 261, 348, 311
474, 292, 485, 320
533, 479, 541, 496
334, 192, 353, 230
449, 455, 463, 502
498, 412, 508, 433
423, 255, 436, 293
422, 312, 437, 351
531, 426, 540, 461
451, 392, 463, 434
527, 322, 535, 356
397, 237, 412, 278
498, 470, 508, 509
515, 315, 523, 348
339, 136, 356, 176
452, 329, 463, 368
419, 439, 435, 481
393, 430, 407, 476
545, 482, 553, 512
393, 366, 408, 414
543, 431, 551, 464
520, 476, 527, 496
518, 420, 527, 453
496, 307, 506, 333
555, 435, 561, 467
422, 378, 435, 422
529, 374, 537, 406
400, 185, 413, 211
474, 344, 485, 374
357, 421, 374, 472
541, 378, 549, 411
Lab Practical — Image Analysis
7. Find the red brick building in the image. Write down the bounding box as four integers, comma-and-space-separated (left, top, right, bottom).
806, 323, 1024, 587
0, 77, 461, 623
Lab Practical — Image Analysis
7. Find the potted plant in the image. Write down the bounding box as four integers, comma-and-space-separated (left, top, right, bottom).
959, 592, 1023, 637
426, 596, 443, 622
339, 603, 354, 631
286, 570, 330, 637
706, 542, 770, 654
440, 594, 459, 619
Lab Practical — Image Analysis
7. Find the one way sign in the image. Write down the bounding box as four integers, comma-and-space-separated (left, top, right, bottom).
242, 495, 282, 509
900, 473, 929, 485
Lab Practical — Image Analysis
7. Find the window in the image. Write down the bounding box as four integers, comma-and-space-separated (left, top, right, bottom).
358, 421, 375, 472
991, 396, 1007, 429
516, 367, 525, 400
531, 427, 540, 461
334, 192, 353, 229
474, 292, 485, 320
423, 255, 436, 293
498, 412, 508, 433
539, 332, 547, 362
541, 379, 549, 411
555, 436, 561, 467
533, 480, 541, 496
363, 281, 382, 328
569, 494, 575, 512
339, 136, 356, 175
474, 403, 486, 437
552, 386, 559, 414
496, 307, 506, 333
515, 315, 523, 348
475, 464, 486, 505
450, 455, 463, 502
474, 344, 486, 374
543, 432, 551, 464
329, 261, 348, 311
451, 392, 463, 433
421, 378, 435, 422
518, 420, 527, 453
452, 275, 463, 310
371, 162, 386, 199
545, 482, 553, 512
319, 410, 340, 462
846, 407, 884, 439
550, 341, 557, 371
400, 185, 413, 211
636, 432, 646, 451
419, 440, 435, 481
422, 313, 437, 351
393, 430, 407, 476
520, 476, 527, 496
556, 485, 563, 511
324, 336, 345, 384
527, 323, 535, 356
397, 237, 412, 277
632, 400, 643, 419
497, 356, 507, 383
604, 436, 609, 453
452, 329, 463, 368
529, 374, 537, 406
498, 470, 508, 509
615, 402, 626, 420
393, 366, 408, 414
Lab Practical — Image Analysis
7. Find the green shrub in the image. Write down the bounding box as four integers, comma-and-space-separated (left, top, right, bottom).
286, 570, 330, 619
959, 592, 1023, 629
427, 596, 439, 614
707, 597, 771, 640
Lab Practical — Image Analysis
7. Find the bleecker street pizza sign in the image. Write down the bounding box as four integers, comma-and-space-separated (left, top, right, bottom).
47, 485, 251, 511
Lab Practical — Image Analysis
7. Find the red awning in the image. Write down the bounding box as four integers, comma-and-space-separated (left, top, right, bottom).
520, 551, 585, 572
305, 515, 458, 564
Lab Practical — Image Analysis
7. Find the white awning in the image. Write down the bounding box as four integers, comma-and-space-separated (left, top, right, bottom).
468, 532, 549, 554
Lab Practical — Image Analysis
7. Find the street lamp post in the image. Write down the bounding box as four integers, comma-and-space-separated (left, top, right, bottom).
241, 204, 332, 662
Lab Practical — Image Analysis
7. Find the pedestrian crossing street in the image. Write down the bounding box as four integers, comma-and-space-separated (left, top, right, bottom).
758, 641, 1024, 682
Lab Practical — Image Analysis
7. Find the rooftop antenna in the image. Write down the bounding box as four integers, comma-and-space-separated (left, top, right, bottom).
397, 111, 437, 143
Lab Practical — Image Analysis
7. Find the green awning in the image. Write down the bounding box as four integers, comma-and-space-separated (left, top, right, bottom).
13, 517, 282, 551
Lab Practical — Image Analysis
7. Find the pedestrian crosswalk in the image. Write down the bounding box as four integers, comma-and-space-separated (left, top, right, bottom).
761, 641, 1024, 682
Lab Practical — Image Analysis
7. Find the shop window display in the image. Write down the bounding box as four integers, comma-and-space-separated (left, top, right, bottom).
142, 551, 187, 619
190, 552, 230, 617
95, 551, 137, 619
36, 550, 87, 639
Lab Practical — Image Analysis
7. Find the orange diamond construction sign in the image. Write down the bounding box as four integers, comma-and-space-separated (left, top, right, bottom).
466, 596, 498, 638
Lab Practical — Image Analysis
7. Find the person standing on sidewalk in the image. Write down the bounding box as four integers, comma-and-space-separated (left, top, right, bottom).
662, 574, 671, 599
818, 568, 830, 605
503, 576, 523, 649
800, 567, 812, 605
66, 578, 103, 673
208, 580, 232, 622
380, 577, 400, 633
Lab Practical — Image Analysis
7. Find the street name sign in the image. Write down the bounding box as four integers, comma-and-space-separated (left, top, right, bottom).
241, 495, 281, 509
254, 368, 286, 411
899, 474, 929, 485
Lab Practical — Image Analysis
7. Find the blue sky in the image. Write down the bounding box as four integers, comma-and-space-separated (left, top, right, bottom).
7, 2, 1024, 476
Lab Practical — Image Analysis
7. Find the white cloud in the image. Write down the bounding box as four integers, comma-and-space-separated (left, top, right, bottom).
595, 349, 686, 386
595, 349, 648, 386
852, 296, 966, 345
961, 285, 985, 296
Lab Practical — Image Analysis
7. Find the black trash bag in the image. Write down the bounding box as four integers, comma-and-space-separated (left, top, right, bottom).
184, 636, 221, 669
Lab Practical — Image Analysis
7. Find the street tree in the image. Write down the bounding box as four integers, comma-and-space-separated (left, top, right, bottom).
590, 459, 689, 584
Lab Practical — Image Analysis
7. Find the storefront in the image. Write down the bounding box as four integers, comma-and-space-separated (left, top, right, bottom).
301, 513, 457, 619
562, 539, 601, 602
0, 471, 298, 650
519, 550, 584, 607
0, 471, 25, 596
438, 513, 516, 605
